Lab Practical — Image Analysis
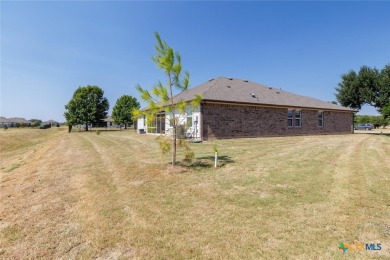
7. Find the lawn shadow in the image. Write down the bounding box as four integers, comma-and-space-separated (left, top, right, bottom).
177, 155, 235, 170
70, 128, 134, 133
356, 132, 390, 137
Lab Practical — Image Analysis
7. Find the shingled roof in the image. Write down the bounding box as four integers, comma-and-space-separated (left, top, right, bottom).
0, 117, 10, 123
0, 117, 30, 123
173, 77, 354, 112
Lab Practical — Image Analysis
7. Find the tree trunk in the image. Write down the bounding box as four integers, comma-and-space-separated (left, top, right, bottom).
125, 123, 127, 129
68, 125, 72, 133
172, 127, 177, 166
85, 123, 88, 131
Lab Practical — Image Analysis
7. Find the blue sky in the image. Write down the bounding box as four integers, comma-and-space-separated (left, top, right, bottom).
1, 1, 389, 122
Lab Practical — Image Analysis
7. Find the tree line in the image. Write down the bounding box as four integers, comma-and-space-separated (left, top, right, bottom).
64, 86, 140, 132
354, 115, 389, 128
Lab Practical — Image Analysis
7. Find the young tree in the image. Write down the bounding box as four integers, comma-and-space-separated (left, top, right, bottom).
133, 32, 201, 166
112, 95, 140, 129
64, 85, 109, 131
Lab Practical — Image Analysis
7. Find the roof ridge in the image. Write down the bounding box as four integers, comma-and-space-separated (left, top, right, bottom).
170, 77, 219, 102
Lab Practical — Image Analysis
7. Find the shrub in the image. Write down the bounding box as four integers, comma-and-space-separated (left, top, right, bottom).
184, 151, 195, 161
157, 136, 171, 154
96, 130, 101, 135
212, 144, 219, 153
147, 127, 157, 133
30, 119, 42, 128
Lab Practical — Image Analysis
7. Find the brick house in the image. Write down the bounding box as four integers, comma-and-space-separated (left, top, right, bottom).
137, 77, 355, 140
0, 117, 31, 127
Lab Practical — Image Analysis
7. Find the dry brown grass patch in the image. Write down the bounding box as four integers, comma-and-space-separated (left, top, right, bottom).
1, 130, 389, 259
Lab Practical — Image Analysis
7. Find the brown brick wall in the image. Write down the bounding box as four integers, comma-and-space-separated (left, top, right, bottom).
201, 103, 353, 140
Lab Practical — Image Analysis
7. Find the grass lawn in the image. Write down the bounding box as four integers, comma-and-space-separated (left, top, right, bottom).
1, 127, 389, 259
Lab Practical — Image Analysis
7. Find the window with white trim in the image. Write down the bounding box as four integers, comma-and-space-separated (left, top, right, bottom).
318, 112, 324, 127
294, 111, 301, 127
288, 110, 294, 127
288, 110, 302, 128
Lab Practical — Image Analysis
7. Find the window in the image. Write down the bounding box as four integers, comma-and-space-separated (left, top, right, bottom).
288, 110, 301, 128
187, 117, 193, 128
288, 110, 294, 127
186, 106, 193, 128
294, 111, 301, 127
147, 113, 165, 134
318, 112, 324, 127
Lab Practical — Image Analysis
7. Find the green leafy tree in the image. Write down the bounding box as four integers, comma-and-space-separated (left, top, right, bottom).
357, 115, 371, 124
336, 65, 390, 112
353, 115, 359, 125
355, 115, 389, 128
29, 119, 42, 128
371, 116, 381, 129
335, 70, 362, 109
378, 65, 390, 114
64, 85, 109, 131
133, 32, 202, 166
379, 116, 389, 128
112, 95, 140, 129
381, 101, 390, 119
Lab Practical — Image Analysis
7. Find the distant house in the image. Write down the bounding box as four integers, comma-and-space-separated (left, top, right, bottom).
104, 116, 135, 129
73, 117, 118, 129
42, 120, 59, 128
137, 77, 355, 140
0, 117, 11, 127
0, 117, 31, 127
104, 116, 120, 128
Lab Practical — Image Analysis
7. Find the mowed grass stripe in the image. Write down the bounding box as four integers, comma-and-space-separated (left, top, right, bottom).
1, 129, 389, 259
